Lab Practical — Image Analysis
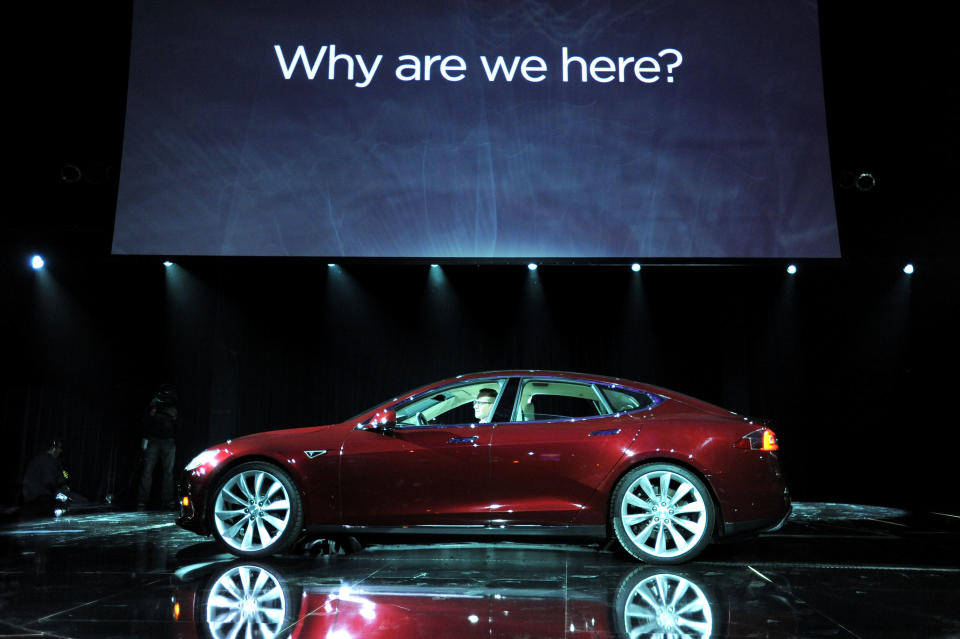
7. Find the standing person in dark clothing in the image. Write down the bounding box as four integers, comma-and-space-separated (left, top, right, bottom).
137, 385, 180, 510
22, 438, 70, 516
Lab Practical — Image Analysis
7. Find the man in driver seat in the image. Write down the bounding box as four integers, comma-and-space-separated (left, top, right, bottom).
473, 388, 498, 423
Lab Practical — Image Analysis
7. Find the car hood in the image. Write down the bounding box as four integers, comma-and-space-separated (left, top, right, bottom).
221, 422, 344, 451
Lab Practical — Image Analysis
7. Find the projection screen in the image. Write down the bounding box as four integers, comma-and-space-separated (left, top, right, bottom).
113, 0, 840, 258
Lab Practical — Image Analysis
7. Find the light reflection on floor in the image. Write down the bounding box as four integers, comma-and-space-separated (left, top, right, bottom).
0, 502, 957, 638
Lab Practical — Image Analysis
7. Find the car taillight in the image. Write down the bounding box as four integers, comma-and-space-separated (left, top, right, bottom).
736, 427, 779, 451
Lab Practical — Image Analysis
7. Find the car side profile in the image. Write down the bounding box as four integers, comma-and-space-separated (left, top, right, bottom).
177, 371, 790, 563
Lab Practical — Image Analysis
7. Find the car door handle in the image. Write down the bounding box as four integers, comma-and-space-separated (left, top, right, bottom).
447, 436, 479, 444
588, 428, 621, 437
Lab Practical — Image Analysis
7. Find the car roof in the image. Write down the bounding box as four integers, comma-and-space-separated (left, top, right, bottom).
415, 370, 649, 393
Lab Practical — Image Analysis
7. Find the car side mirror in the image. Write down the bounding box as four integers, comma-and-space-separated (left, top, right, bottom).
361, 408, 397, 432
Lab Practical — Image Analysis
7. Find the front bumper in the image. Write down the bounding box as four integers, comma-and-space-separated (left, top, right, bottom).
176, 475, 209, 536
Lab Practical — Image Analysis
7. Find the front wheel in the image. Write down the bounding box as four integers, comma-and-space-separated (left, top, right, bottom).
610, 463, 715, 564
211, 462, 304, 557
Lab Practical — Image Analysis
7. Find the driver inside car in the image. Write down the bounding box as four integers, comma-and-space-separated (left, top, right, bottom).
473, 388, 498, 423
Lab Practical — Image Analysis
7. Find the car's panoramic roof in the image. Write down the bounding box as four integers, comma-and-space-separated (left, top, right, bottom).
454, 370, 637, 387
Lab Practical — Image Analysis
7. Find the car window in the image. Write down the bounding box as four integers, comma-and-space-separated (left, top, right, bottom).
394, 379, 507, 426
515, 379, 607, 422
599, 386, 656, 413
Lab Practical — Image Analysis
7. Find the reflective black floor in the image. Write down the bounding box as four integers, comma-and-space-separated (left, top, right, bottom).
0, 503, 958, 638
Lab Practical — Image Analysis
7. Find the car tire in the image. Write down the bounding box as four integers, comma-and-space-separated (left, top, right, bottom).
610, 463, 715, 564
210, 462, 303, 557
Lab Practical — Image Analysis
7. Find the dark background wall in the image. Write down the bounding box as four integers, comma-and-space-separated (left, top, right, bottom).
3, 3, 956, 511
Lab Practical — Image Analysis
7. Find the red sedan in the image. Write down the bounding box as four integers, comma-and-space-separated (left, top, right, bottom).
177, 371, 790, 563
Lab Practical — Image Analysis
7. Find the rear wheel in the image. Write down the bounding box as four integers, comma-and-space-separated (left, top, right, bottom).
211, 462, 303, 557
610, 463, 714, 564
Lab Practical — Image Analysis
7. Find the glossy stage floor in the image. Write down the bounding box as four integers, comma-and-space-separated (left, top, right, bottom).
0, 503, 957, 638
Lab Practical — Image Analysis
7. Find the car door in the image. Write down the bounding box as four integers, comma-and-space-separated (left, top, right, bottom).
488, 377, 638, 526
339, 378, 508, 526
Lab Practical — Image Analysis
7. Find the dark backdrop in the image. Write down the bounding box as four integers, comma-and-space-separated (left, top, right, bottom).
1, 256, 953, 510
3, 2, 957, 511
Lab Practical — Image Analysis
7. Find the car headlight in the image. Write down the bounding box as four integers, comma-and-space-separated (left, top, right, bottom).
185, 449, 223, 471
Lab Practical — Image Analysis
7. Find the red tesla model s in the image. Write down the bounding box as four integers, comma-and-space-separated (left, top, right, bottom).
176, 371, 790, 563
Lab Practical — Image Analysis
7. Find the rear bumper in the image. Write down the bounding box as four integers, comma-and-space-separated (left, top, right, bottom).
722, 502, 792, 538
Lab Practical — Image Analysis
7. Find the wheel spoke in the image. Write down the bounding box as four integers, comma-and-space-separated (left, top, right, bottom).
655, 574, 671, 606
262, 499, 289, 512
209, 594, 241, 610
259, 607, 285, 624
238, 566, 252, 595
659, 472, 672, 500
670, 579, 690, 609
665, 521, 689, 551
624, 602, 657, 621
236, 474, 255, 501
221, 487, 246, 506
676, 501, 704, 515
226, 619, 244, 639
670, 482, 692, 505
634, 519, 657, 545
256, 519, 273, 546
224, 515, 250, 541
672, 516, 704, 535
254, 472, 265, 500
654, 522, 667, 554
241, 521, 255, 549
638, 476, 659, 501
215, 506, 245, 520
257, 584, 283, 606
633, 584, 662, 611
677, 597, 708, 617
623, 512, 653, 527
625, 492, 652, 510
265, 481, 283, 499
252, 568, 271, 594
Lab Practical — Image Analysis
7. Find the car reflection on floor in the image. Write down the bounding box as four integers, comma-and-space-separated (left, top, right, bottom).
0, 503, 958, 638
179, 558, 723, 639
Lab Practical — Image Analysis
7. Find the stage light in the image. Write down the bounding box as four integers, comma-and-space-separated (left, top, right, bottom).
327, 263, 336, 268
631, 263, 641, 272
527, 263, 538, 271
163, 261, 174, 267
786, 264, 797, 275
903, 263, 914, 275
430, 264, 439, 268
855, 171, 876, 192
30, 255, 45, 270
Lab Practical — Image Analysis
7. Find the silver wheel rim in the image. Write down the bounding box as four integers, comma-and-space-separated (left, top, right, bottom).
621, 470, 708, 559
622, 573, 713, 638
205, 565, 288, 639
214, 470, 292, 552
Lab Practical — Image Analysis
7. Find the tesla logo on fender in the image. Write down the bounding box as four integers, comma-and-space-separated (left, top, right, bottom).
304, 450, 327, 459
